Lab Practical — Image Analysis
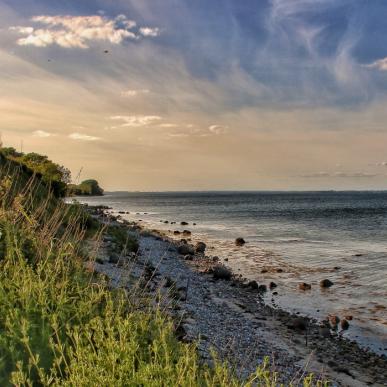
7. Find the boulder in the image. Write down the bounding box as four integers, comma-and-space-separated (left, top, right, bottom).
235, 237, 246, 246
173, 230, 181, 235
258, 284, 267, 292
195, 242, 206, 253
269, 281, 277, 289
299, 282, 311, 291
292, 317, 307, 331
341, 319, 350, 330
181, 221, 189, 226
247, 280, 259, 290
320, 279, 334, 288
178, 244, 195, 255
328, 315, 340, 327
213, 265, 232, 280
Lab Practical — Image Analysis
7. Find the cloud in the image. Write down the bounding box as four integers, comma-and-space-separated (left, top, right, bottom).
32, 130, 52, 138
159, 123, 178, 128
10, 14, 159, 48
364, 57, 387, 71
139, 27, 160, 37
209, 125, 228, 135
69, 132, 101, 141
109, 115, 162, 128
371, 161, 387, 167
121, 89, 150, 97
300, 171, 378, 178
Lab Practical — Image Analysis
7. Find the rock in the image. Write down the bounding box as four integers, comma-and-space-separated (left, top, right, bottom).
341, 319, 350, 330
328, 315, 340, 327
276, 268, 283, 273
178, 244, 195, 255
213, 265, 232, 280
164, 220, 169, 224
299, 282, 311, 291
173, 230, 181, 235
96, 257, 104, 264
181, 221, 189, 226
193, 223, 196, 225
319, 327, 331, 338
183, 230, 191, 235
269, 281, 277, 289
273, 291, 278, 295
235, 237, 246, 246
258, 284, 267, 292
195, 242, 206, 253
344, 315, 353, 321
320, 279, 334, 288
184, 255, 194, 261
261, 269, 268, 273
109, 253, 120, 264
247, 280, 259, 290
292, 317, 307, 331
212, 256, 219, 262
224, 257, 229, 262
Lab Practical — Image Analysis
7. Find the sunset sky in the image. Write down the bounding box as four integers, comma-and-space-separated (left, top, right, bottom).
1, 0, 387, 191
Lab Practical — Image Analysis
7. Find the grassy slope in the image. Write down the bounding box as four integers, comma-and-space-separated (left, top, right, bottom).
0, 155, 326, 386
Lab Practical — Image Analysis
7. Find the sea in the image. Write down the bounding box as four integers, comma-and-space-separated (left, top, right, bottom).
72, 191, 387, 355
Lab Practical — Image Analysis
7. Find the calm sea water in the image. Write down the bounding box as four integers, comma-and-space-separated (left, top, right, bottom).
73, 191, 387, 355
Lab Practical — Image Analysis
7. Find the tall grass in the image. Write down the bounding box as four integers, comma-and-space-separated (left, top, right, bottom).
0, 164, 328, 386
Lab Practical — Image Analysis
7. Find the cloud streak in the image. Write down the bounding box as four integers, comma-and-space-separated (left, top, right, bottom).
109, 115, 162, 128
69, 132, 101, 141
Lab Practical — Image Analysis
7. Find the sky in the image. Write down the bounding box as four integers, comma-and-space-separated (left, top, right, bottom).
1, 0, 387, 191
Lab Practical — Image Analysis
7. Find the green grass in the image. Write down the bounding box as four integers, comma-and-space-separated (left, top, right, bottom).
0, 163, 328, 386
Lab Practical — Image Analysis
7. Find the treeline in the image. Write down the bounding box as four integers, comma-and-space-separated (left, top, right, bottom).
0, 147, 103, 197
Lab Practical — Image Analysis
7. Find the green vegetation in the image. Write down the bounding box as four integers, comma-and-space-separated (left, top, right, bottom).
0, 150, 327, 386
0, 147, 70, 198
68, 179, 104, 196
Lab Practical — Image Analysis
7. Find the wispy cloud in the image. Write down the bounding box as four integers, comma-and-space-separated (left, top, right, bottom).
209, 125, 228, 135
139, 27, 160, 37
159, 123, 178, 128
9, 14, 159, 48
32, 130, 52, 138
121, 89, 150, 97
109, 115, 162, 128
69, 132, 101, 141
364, 57, 387, 71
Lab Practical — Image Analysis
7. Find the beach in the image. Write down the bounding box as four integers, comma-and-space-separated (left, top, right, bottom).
82, 203, 387, 386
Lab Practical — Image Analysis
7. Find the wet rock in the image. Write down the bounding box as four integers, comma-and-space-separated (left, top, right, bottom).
328, 315, 340, 328
247, 280, 259, 290
291, 317, 307, 331
213, 265, 232, 280
273, 291, 278, 295
320, 279, 334, 288
180, 221, 189, 226
174, 230, 181, 235
184, 255, 194, 261
183, 230, 191, 235
235, 237, 246, 246
258, 284, 267, 292
212, 256, 219, 262
195, 242, 206, 253
269, 281, 277, 289
178, 244, 195, 255
164, 220, 169, 224
261, 269, 268, 273
224, 257, 229, 262
341, 319, 350, 330
299, 282, 311, 291
276, 268, 283, 273
109, 253, 120, 264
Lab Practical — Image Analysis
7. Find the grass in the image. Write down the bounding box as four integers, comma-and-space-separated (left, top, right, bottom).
0, 160, 328, 386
